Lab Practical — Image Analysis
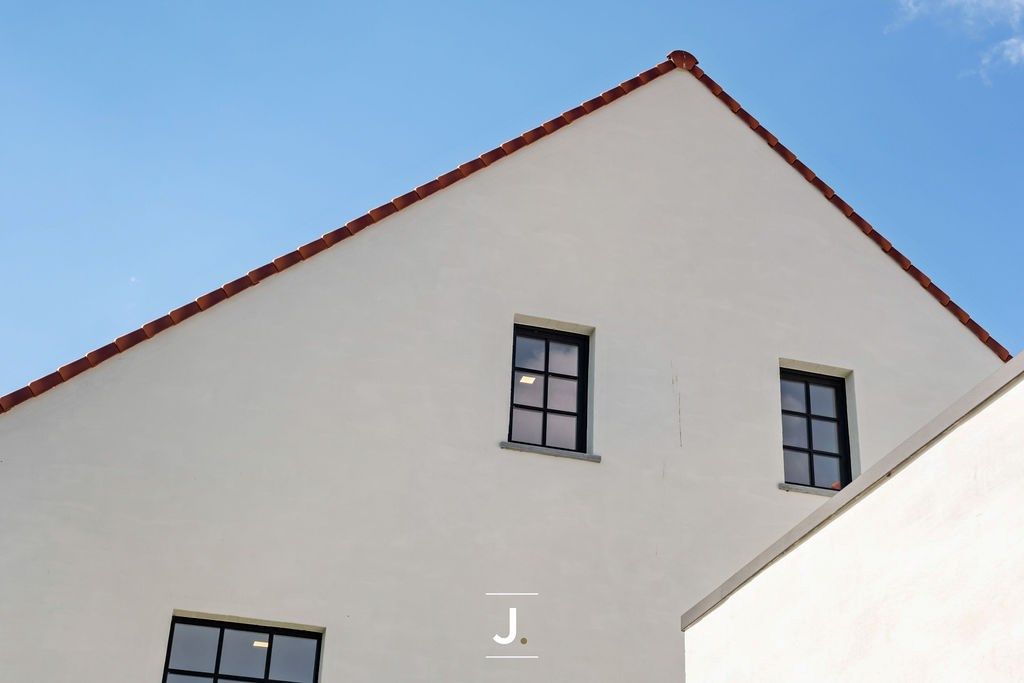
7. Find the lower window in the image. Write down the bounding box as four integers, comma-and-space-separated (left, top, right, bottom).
162, 616, 322, 683
779, 369, 852, 491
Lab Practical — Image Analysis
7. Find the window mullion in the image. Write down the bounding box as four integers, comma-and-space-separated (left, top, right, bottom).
264, 632, 274, 680
540, 339, 549, 446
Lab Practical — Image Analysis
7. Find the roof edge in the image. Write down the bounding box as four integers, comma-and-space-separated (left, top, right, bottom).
680, 353, 1024, 632
0, 50, 1010, 415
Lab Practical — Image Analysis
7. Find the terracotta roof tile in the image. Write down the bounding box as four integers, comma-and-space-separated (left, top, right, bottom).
0, 50, 1010, 414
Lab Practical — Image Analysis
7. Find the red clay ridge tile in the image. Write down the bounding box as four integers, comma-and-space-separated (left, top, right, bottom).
368, 202, 399, 222
542, 117, 569, 134
869, 231, 893, 252
562, 105, 588, 122
717, 91, 741, 112
986, 336, 1012, 361
735, 108, 760, 129
620, 76, 645, 93
926, 283, 952, 306
115, 328, 149, 351
197, 288, 229, 310
58, 357, 93, 382
30, 372, 63, 395
829, 195, 854, 217
581, 96, 606, 113
459, 158, 486, 176
143, 315, 174, 338
223, 275, 253, 297
521, 126, 548, 144
656, 61, 675, 74
479, 147, 507, 165
774, 143, 797, 164
298, 238, 328, 260
668, 50, 699, 70
906, 265, 931, 288
0, 386, 35, 412
391, 191, 421, 210
346, 214, 375, 234
700, 75, 724, 96
87, 343, 119, 366
946, 301, 971, 324
691, 65, 705, 78
435, 169, 464, 189
601, 86, 626, 103
637, 66, 661, 83
500, 137, 528, 155
271, 251, 302, 272
792, 160, 816, 182
965, 318, 990, 342
848, 212, 873, 234
756, 126, 779, 147
887, 246, 911, 269
170, 301, 202, 324
811, 177, 835, 198
249, 262, 279, 282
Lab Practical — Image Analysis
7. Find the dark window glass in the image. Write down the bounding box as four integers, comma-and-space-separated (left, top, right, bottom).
508, 325, 589, 452
779, 370, 852, 491
163, 617, 321, 683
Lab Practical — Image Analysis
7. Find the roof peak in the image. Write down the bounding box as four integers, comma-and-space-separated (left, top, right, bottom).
0, 52, 1009, 414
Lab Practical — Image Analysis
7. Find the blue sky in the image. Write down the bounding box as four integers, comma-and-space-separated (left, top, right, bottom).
2, 1, 1022, 395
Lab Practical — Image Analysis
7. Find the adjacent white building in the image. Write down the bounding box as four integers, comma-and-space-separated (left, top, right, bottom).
0, 51, 1011, 682
681, 355, 1024, 682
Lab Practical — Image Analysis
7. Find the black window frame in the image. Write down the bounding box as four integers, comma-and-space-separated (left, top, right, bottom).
508, 324, 590, 453
780, 369, 852, 491
162, 615, 323, 683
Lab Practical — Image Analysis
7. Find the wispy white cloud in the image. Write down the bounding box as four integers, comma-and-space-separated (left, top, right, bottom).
891, 0, 1024, 80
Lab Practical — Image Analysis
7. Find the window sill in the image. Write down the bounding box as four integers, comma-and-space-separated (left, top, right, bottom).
499, 441, 601, 463
778, 482, 838, 497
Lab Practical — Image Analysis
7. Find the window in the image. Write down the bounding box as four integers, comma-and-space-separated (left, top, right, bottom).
779, 369, 851, 491
162, 616, 322, 683
508, 324, 589, 452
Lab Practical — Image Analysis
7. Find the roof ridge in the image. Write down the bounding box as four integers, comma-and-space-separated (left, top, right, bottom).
0, 51, 1009, 415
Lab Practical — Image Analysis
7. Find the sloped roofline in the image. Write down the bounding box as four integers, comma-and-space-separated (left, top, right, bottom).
680, 352, 1024, 632
0, 51, 1011, 415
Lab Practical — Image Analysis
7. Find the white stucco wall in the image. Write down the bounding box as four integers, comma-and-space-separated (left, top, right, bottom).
0, 69, 1003, 682
683, 368, 1024, 682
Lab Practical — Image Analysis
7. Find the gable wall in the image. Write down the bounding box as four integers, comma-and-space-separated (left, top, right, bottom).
0, 70, 1003, 681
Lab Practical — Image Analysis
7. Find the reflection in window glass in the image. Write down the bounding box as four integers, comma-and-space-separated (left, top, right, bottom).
813, 455, 841, 490
546, 377, 577, 413
548, 341, 579, 376
781, 414, 808, 449
513, 371, 545, 408
783, 449, 811, 486
219, 629, 269, 678
809, 384, 836, 417
168, 623, 219, 673
780, 379, 806, 412
546, 413, 577, 450
511, 408, 543, 445
514, 336, 546, 371
270, 635, 319, 683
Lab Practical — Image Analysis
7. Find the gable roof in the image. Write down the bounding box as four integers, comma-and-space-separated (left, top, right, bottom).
0, 50, 1011, 415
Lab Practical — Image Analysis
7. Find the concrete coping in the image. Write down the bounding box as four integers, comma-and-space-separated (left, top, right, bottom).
681, 353, 1024, 632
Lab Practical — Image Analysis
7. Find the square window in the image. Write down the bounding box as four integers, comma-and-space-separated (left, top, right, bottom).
163, 617, 321, 683
779, 369, 852, 491
508, 325, 589, 452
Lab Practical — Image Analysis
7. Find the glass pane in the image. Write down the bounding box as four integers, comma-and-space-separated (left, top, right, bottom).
781, 414, 808, 449
511, 408, 543, 445
545, 413, 577, 450
168, 623, 219, 673
780, 379, 806, 412
219, 629, 269, 678
811, 419, 839, 453
809, 384, 837, 417
513, 371, 545, 408
813, 455, 842, 490
783, 449, 811, 486
547, 377, 577, 413
514, 336, 545, 371
166, 675, 213, 683
269, 635, 318, 683
548, 341, 579, 376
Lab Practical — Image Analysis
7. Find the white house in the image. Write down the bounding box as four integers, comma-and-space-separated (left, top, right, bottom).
0, 51, 1011, 682
680, 355, 1024, 682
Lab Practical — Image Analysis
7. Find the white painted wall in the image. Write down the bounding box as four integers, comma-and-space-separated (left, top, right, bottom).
0, 69, 1003, 682
683, 371, 1024, 683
